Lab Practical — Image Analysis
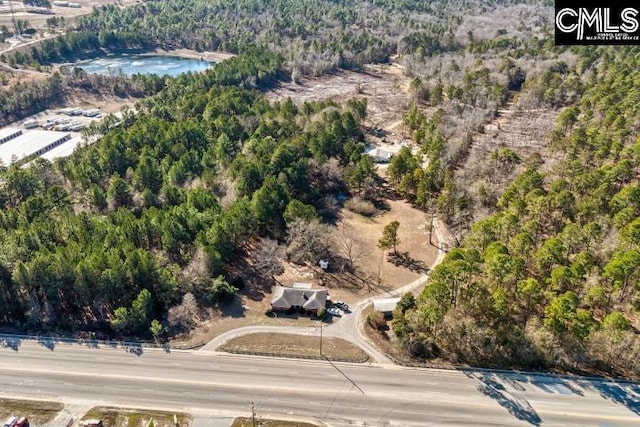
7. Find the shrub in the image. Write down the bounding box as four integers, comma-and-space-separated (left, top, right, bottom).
366, 311, 387, 331
345, 196, 377, 216
210, 275, 236, 304
316, 308, 327, 319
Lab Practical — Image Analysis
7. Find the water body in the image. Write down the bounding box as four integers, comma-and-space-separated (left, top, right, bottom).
77, 54, 213, 77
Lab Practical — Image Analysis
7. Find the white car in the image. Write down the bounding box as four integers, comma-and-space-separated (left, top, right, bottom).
327, 308, 341, 316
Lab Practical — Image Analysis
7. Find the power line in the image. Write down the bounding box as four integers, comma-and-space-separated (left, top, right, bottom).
314, 322, 365, 395
323, 356, 365, 395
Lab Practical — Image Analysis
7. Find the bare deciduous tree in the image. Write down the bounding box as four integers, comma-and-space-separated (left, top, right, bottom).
180, 247, 211, 287
337, 224, 370, 272
167, 292, 200, 333
286, 218, 332, 265
253, 237, 285, 283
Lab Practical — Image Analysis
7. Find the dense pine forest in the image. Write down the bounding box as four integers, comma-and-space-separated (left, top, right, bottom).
0, 50, 372, 336
393, 47, 640, 377
1, 0, 639, 378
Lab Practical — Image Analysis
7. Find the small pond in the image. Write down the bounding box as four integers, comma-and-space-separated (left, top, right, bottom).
75, 54, 213, 77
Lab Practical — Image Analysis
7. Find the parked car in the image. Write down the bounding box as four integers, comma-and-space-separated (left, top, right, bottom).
15, 417, 28, 427
335, 301, 349, 311
4, 417, 18, 427
327, 307, 341, 317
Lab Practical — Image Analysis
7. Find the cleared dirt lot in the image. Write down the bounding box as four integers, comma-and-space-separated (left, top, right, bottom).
0, 398, 63, 425
269, 62, 410, 137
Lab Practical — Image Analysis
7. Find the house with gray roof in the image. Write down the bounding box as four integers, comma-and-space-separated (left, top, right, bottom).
270, 286, 328, 315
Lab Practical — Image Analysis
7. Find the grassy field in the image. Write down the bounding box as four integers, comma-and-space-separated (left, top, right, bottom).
82, 407, 191, 427
219, 332, 368, 363
0, 398, 63, 425
231, 418, 320, 427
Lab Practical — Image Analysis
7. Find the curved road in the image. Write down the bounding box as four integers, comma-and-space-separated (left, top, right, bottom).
0, 340, 637, 426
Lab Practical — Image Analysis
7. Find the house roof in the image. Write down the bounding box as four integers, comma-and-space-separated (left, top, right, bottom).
271, 286, 328, 310
372, 297, 401, 313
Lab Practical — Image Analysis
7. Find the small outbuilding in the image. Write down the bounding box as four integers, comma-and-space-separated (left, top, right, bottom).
366, 147, 394, 163
372, 297, 401, 318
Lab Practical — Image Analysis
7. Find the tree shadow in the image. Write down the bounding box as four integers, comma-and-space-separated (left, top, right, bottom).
388, 252, 430, 274
461, 368, 587, 398
377, 182, 404, 202
85, 339, 99, 349
227, 257, 271, 302
476, 382, 542, 426
462, 367, 640, 420
463, 371, 541, 426
527, 376, 585, 396
592, 380, 640, 416
0, 337, 20, 351
37, 336, 55, 351
124, 343, 143, 356
321, 268, 393, 296
218, 296, 246, 319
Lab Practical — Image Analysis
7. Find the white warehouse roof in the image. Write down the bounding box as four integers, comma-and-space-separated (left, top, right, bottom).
0, 127, 23, 144
0, 129, 71, 166
40, 136, 83, 161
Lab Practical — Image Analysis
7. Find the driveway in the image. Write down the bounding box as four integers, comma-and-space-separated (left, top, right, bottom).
200, 217, 448, 365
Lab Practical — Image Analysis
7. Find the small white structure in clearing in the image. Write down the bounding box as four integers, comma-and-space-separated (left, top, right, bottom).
372, 297, 401, 316
319, 259, 329, 270
366, 147, 394, 163
292, 282, 312, 289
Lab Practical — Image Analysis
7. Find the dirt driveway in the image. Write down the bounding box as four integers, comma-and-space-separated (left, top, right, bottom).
175, 199, 443, 348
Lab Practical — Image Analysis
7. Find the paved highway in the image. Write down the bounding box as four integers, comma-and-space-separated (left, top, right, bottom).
0, 340, 638, 426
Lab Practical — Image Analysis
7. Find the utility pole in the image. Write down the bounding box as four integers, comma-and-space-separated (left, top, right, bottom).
250, 400, 257, 427
377, 247, 383, 285
429, 211, 435, 246
9, 0, 19, 38
315, 321, 323, 356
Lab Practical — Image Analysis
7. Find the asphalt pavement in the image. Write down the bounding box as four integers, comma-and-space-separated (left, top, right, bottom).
0, 340, 638, 426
